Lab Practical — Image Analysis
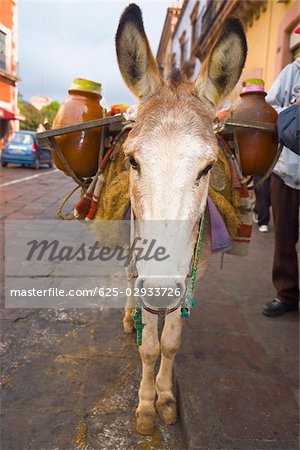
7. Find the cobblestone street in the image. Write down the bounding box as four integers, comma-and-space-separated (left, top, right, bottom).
0, 165, 299, 449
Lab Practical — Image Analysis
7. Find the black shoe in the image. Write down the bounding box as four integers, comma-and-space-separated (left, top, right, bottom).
263, 298, 298, 317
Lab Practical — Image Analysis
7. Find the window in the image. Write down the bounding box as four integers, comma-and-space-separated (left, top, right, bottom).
179, 31, 188, 67
190, 1, 200, 50
171, 52, 177, 71
9, 133, 34, 145
0, 30, 6, 71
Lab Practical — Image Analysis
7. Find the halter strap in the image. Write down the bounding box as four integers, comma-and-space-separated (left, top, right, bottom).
128, 212, 205, 317
141, 303, 182, 316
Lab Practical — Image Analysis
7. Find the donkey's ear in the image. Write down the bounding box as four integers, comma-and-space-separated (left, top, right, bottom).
195, 17, 247, 107
116, 3, 162, 102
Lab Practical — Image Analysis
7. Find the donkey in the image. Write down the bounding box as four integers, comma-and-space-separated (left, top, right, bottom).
115, 4, 247, 435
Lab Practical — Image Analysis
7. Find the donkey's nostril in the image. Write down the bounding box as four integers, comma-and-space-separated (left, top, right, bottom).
135, 277, 144, 291
176, 281, 186, 299
135, 277, 186, 309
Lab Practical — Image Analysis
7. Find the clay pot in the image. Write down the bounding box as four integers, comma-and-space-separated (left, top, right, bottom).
52, 78, 103, 178
232, 79, 278, 176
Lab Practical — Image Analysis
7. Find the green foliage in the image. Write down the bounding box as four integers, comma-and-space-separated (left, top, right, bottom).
18, 98, 61, 131
18, 101, 41, 131
40, 101, 60, 126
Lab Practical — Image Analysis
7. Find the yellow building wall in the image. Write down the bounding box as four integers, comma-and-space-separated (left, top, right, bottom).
243, 0, 299, 91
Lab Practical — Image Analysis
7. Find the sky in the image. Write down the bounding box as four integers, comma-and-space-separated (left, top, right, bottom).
18, 0, 169, 106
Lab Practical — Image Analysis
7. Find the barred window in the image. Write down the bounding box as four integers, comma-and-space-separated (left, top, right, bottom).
0, 31, 6, 71
190, 1, 200, 50
179, 31, 188, 67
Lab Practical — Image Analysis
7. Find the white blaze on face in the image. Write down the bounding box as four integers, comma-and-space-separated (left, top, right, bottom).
141, 134, 216, 220
126, 115, 218, 219
125, 114, 218, 305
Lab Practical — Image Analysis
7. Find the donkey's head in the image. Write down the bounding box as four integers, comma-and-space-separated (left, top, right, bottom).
116, 4, 247, 309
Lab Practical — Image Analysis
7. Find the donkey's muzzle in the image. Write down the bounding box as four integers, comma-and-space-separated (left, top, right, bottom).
135, 276, 186, 309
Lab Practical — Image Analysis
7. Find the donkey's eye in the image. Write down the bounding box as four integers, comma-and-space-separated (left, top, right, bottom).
195, 164, 213, 183
128, 156, 139, 171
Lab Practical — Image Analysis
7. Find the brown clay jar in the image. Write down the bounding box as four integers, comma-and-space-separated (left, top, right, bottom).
232, 79, 278, 176
52, 78, 103, 178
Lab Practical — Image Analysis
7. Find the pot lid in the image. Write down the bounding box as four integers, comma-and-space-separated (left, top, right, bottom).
241, 78, 265, 94
70, 78, 102, 94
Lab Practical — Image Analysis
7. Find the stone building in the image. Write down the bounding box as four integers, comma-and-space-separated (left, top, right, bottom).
157, 0, 299, 93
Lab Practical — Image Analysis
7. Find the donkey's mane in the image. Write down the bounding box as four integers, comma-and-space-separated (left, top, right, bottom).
168, 68, 184, 85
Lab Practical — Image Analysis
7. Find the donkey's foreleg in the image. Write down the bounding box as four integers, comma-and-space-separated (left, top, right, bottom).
123, 309, 134, 333
156, 309, 182, 425
123, 265, 136, 333
136, 310, 159, 435
123, 280, 135, 333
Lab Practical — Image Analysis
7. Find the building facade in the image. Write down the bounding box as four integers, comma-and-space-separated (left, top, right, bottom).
171, 0, 205, 80
157, 0, 300, 95
0, 0, 21, 142
157, 4, 182, 79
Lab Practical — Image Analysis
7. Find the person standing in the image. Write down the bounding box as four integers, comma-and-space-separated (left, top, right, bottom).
263, 55, 300, 317
253, 176, 271, 232
277, 103, 300, 155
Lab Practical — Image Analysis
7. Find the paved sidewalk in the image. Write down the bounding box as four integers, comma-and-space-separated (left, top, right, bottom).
176, 225, 299, 449
0, 308, 184, 450
0, 167, 76, 220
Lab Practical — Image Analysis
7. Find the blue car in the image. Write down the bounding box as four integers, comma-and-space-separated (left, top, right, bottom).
1, 130, 53, 169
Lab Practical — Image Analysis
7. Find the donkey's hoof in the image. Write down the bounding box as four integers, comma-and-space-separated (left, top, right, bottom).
156, 399, 177, 425
135, 409, 156, 435
123, 320, 134, 334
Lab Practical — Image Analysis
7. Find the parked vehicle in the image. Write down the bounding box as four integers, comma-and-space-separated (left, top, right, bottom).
1, 131, 53, 169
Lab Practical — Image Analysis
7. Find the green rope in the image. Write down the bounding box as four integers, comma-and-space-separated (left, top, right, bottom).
131, 214, 206, 346
181, 215, 205, 319
131, 306, 145, 346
